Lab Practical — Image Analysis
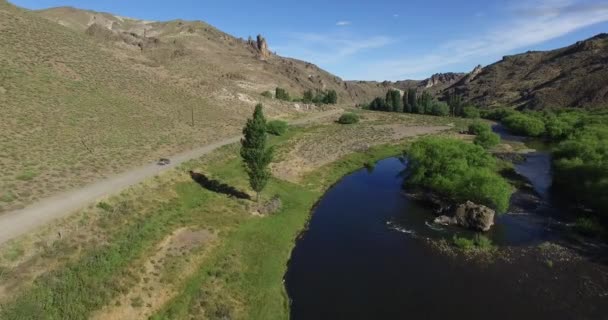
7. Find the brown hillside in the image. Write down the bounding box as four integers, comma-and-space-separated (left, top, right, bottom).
1, 1, 388, 212
445, 34, 608, 109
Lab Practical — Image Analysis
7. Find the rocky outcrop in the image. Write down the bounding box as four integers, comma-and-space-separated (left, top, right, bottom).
256, 34, 269, 58
434, 201, 495, 232
421, 72, 465, 88
247, 34, 270, 59
462, 65, 483, 84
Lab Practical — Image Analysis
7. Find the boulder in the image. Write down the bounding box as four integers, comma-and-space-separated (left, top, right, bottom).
453, 201, 495, 232
433, 201, 495, 232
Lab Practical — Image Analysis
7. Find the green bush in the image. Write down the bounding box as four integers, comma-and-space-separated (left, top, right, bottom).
260, 91, 273, 98
430, 101, 450, 116
468, 121, 491, 135
462, 106, 481, 118
574, 217, 605, 237
275, 87, 290, 101
502, 113, 546, 136
453, 235, 475, 250
405, 137, 512, 212
474, 130, 501, 149
452, 234, 494, 251
543, 111, 584, 140
553, 124, 608, 217
481, 108, 517, 121
338, 113, 360, 124
266, 120, 288, 136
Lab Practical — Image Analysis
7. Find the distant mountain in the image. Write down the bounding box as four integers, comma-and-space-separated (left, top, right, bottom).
444, 34, 608, 109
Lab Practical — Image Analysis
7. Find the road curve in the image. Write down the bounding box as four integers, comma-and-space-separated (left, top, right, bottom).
0, 109, 343, 245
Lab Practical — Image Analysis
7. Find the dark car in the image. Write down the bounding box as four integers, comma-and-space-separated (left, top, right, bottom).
157, 158, 171, 166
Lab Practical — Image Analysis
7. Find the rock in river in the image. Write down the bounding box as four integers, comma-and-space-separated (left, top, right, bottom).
434, 201, 495, 232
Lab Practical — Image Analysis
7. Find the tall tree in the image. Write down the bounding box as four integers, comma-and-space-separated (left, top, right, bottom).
417, 91, 433, 114
385, 90, 394, 112
324, 90, 338, 104
403, 90, 411, 113
384, 89, 403, 113
370, 97, 385, 111
448, 94, 463, 117
240, 104, 274, 202
392, 90, 403, 112
408, 89, 418, 113
303, 90, 314, 103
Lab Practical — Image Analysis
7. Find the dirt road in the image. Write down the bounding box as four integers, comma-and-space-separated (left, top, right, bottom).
0, 109, 343, 245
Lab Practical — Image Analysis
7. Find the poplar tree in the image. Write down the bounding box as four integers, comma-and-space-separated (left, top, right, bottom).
408, 89, 418, 113
240, 104, 274, 202
403, 90, 411, 113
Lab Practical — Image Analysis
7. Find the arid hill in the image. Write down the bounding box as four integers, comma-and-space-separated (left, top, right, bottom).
1, 1, 391, 211
444, 34, 608, 109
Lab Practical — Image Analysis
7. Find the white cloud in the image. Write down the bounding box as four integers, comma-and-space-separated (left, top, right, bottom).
273, 32, 394, 65
336, 21, 351, 26
361, 0, 608, 80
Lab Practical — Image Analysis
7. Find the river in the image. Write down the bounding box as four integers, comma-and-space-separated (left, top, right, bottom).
285, 127, 608, 319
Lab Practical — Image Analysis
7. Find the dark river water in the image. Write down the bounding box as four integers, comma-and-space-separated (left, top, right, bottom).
285, 128, 608, 319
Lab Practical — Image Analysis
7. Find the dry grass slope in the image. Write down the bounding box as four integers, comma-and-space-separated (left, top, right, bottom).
0, 1, 389, 212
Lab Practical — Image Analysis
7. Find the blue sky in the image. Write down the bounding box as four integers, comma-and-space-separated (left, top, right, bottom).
12, 0, 608, 80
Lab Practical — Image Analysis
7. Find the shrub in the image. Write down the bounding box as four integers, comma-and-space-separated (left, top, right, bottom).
502, 113, 546, 136
97, 201, 113, 212
405, 137, 512, 212
453, 234, 494, 251
260, 91, 273, 98
481, 108, 517, 121
462, 106, 481, 118
468, 121, 491, 135
574, 217, 605, 237
453, 235, 475, 250
266, 120, 288, 136
544, 111, 583, 140
553, 124, 608, 217
430, 101, 450, 116
338, 113, 360, 124
275, 87, 290, 101
474, 130, 501, 149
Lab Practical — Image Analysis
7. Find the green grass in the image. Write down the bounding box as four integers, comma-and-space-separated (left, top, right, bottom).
152, 142, 407, 319
1, 123, 408, 319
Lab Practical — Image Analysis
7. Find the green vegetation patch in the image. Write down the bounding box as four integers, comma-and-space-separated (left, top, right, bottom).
266, 120, 288, 136
405, 137, 512, 212
338, 113, 360, 124
453, 234, 495, 252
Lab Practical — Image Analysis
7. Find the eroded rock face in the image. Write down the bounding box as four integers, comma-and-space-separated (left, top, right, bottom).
433, 201, 495, 232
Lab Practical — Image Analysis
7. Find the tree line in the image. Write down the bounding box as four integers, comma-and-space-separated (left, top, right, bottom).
262, 87, 338, 105
365, 89, 485, 118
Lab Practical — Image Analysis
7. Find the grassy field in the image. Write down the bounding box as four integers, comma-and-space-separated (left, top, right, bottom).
0, 111, 463, 319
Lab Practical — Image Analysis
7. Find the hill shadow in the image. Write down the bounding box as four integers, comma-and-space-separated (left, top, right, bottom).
189, 171, 251, 200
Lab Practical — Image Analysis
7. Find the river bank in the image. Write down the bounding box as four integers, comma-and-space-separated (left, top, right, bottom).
0, 111, 457, 319
285, 124, 608, 319
286, 155, 608, 319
